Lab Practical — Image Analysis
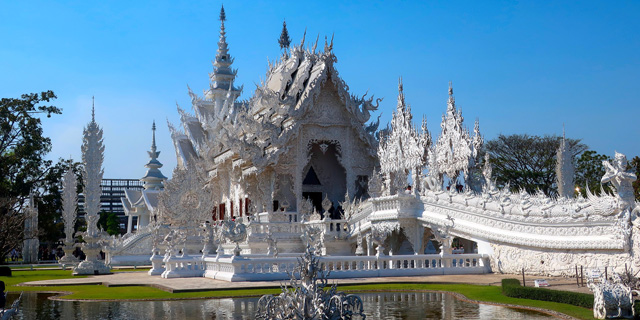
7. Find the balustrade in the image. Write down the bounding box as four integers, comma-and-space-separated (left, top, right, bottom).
161, 255, 207, 278
200, 253, 488, 281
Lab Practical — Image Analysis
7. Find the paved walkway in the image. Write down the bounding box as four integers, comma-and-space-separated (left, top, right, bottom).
20, 271, 592, 294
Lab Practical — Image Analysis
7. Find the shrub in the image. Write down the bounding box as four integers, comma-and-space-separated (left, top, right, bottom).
501, 278, 593, 309
0, 266, 11, 277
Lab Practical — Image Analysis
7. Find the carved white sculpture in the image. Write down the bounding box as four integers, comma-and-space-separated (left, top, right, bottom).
157, 164, 213, 228
59, 168, 79, 266
601, 152, 637, 212
74, 103, 111, 275
220, 219, 247, 256
255, 245, 365, 319
378, 78, 430, 195
433, 83, 473, 183
588, 273, 638, 319
556, 132, 575, 198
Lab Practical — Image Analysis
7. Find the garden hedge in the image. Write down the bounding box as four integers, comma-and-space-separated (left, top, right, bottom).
0, 266, 11, 277
501, 278, 593, 309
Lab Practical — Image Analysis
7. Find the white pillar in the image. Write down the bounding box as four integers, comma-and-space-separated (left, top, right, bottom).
127, 215, 133, 234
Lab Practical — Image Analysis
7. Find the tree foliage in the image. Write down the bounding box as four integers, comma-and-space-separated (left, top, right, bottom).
98, 211, 121, 235
0, 91, 63, 260
574, 150, 612, 197
485, 134, 587, 197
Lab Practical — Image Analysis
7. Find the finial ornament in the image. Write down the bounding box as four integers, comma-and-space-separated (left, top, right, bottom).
448, 81, 453, 96
300, 28, 306, 47
397, 77, 405, 111
91, 96, 95, 122
151, 120, 157, 153
219, 5, 226, 22
278, 20, 291, 50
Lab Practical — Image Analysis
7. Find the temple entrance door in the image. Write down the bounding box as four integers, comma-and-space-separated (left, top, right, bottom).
302, 140, 347, 214
302, 192, 323, 215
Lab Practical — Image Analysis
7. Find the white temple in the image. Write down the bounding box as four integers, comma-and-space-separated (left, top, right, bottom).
107, 7, 640, 281
121, 121, 166, 234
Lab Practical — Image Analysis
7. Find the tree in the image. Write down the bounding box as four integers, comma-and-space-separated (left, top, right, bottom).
0, 91, 61, 261
98, 211, 120, 235
485, 134, 587, 197
574, 150, 612, 197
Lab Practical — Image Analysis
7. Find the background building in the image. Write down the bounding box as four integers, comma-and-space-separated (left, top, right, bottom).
78, 178, 144, 233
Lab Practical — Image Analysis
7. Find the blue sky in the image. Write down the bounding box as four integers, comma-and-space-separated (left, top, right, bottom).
2, 1, 638, 178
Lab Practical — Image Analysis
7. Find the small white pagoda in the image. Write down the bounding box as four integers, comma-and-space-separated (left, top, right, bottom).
121, 121, 167, 234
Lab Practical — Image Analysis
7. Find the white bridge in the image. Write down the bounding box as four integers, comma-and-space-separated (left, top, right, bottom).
130, 181, 638, 281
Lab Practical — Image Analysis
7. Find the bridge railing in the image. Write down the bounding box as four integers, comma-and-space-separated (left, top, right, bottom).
248, 219, 350, 237
202, 253, 490, 282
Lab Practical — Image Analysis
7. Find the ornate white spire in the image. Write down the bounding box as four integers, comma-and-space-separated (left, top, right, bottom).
81, 104, 104, 237
556, 127, 575, 198
74, 101, 110, 275
472, 119, 483, 161
378, 78, 431, 194
434, 82, 472, 182
206, 5, 241, 109
61, 168, 78, 244
141, 120, 168, 190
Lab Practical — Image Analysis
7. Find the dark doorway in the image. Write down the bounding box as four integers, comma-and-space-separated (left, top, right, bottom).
302, 192, 323, 216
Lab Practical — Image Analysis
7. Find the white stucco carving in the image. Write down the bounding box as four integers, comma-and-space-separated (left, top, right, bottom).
74, 103, 111, 275
588, 273, 639, 319
59, 169, 79, 266
556, 132, 575, 198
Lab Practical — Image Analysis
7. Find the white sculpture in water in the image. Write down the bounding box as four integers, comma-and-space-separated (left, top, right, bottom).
74, 101, 111, 275
59, 168, 79, 267
255, 244, 366, 319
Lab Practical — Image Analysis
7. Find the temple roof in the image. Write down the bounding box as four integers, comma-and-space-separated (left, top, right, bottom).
169, 11, 382, 176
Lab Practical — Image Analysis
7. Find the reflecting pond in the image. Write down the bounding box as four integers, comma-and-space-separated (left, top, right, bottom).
7, 291, 555, 319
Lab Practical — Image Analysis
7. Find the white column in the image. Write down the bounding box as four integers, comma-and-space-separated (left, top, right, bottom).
127, 215, 133, 234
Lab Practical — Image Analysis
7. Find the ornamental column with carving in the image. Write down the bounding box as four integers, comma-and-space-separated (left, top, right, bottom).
59, 168, 79, 267
74, 100, 111, 275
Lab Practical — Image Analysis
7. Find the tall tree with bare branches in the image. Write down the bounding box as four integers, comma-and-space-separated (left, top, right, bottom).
0, 91, 61, 261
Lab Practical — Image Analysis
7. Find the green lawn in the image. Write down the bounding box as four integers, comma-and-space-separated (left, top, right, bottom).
0, 270, 596, 319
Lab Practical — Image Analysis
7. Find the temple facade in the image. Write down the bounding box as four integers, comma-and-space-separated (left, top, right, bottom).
106, 7, 640, 281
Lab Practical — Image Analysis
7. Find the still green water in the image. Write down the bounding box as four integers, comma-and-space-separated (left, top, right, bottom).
8, 291, 554, 319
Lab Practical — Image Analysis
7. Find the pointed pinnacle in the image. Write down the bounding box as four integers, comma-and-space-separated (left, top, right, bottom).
220, 5, 226, 22
91, 96, 95, 122
151, 120, 157, 151
278, 19, 291, 50
301, 27, 307, 47
448, 81, 453, 96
